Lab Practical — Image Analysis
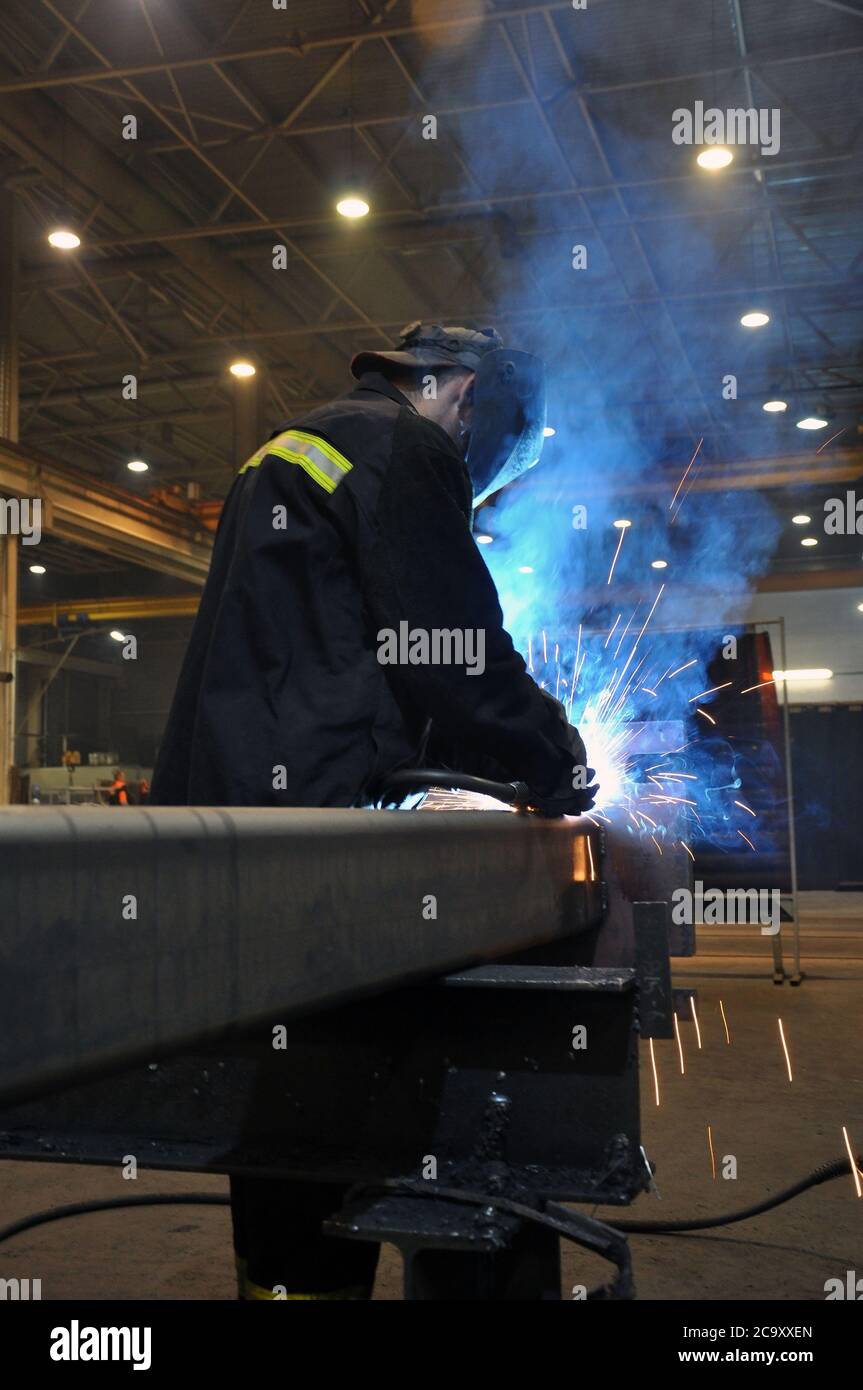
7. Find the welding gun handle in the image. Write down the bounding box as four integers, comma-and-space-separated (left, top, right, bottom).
378, 769, 531, 808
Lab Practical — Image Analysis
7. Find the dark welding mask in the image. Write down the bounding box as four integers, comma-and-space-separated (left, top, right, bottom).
465, 349, 547, 505
351, 322, 547, 504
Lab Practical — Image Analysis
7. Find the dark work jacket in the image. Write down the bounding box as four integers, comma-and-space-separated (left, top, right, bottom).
151, 373, 575, 808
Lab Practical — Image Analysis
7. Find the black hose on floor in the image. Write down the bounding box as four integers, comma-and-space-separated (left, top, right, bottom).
0, 1154, 859, 1248
0, 1192, 229, 1246
613, 1156, 861, 1233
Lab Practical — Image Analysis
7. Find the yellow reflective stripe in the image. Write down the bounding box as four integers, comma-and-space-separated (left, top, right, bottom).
239, 444, 269, 474
239, 429, 352, 495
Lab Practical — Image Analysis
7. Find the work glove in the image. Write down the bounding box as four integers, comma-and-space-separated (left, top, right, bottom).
528, 692, 599, 816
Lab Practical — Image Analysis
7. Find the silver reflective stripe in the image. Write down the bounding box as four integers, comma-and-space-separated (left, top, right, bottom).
241, 429, 352, 494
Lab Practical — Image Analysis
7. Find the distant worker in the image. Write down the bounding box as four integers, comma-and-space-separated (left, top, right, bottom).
152, 322, 597, 1301
137, 778, 150, 805
107, 769, 129, 806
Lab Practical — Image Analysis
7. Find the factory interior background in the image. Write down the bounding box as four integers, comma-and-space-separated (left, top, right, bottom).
0, 0, 861, 1323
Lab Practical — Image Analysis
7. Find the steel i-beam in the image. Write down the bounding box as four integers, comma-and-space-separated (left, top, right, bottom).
0, 805, 610, 1105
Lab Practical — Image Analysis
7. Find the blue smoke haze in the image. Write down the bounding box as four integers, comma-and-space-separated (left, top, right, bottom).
417, 20, 786, 850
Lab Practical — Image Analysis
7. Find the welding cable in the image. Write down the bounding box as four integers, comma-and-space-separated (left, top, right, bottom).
0, 1187, 600, 1254
0, 1153, 859, 1250
612, 1156, 862, 1234
0, 1192, 229, 1247
364, 1160, 863, 1239
377, 769, 529, 805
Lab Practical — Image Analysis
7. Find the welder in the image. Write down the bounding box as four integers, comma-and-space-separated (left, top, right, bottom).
151, 321, 597, 1300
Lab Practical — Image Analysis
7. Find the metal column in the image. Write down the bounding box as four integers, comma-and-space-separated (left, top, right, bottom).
231, 363, 266, 468
0, 188, 19, 805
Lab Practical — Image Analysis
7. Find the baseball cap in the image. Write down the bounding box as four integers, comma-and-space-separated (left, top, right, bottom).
351, 320, 504, 378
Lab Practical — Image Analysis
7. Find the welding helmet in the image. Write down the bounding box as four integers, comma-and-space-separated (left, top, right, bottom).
351, 322, 547, 503
465, 348, 547, 505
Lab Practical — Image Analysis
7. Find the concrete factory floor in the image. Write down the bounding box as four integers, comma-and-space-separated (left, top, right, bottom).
2, 893, 861, 1301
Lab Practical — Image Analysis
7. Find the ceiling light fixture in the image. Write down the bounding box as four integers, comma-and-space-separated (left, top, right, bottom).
697, 147, 733, 170
740, 311, 770, 328
48, 227, 80, 250
772, 669, 833, 682
336, 195, 370, 219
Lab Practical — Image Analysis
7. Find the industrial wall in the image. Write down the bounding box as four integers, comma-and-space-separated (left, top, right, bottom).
110, 618, 193, 769
744, 588, 863, 705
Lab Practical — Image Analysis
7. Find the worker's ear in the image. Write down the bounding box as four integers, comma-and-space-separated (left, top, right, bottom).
454, 371, 476, 428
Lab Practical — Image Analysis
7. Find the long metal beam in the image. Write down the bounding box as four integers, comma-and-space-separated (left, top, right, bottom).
0, 438, 212, 583
15, 184, 861, 283
16, 544, 863, 630
1, 16, 859, 94
69, 154, 858, 249
22, 276, 858, 371
0, 805, 606, 1104
26, 406, 233, 443
18, 594, 202, 626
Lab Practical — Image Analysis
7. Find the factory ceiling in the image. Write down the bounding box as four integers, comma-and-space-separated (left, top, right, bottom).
0, 0, 861, 590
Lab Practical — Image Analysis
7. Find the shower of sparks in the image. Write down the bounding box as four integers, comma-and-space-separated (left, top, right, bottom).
691, 997, 703, 1049
841, 1127, 863, 1197
707, 1124, 717, 1180
669, 437, 703, 511
688, 682, 732, 703
815, 426, 846, 454
668, 658, 697, 680
509, 555, 760, 843
607, 522, 627, 585
737, 829, 756, 851
673, 1012, 686, 1075
778, 1018, 793, 1082
719, 999, 731, 1045
741, 679, 774, 694
734, 799, 757, 817
649, 1038, 661, 1106
614, 606, 638, 660
587, 836, 596, 881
